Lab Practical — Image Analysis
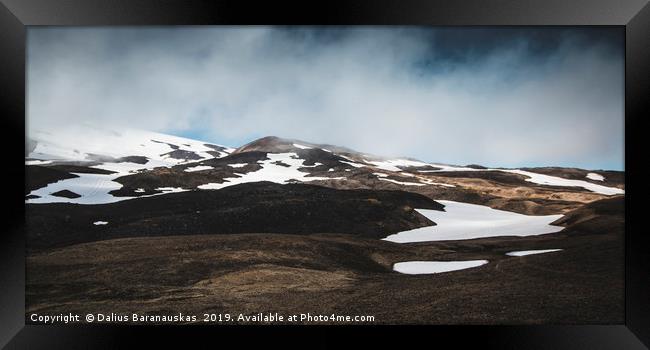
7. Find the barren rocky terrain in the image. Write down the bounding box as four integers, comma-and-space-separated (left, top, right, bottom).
25, 130, 625, 324
26, 197, 623, 324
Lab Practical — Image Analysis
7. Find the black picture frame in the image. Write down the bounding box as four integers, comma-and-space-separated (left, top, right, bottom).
1, 0, 648, 348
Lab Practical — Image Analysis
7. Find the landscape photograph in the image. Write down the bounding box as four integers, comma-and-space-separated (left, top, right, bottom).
25, 26, 625, 324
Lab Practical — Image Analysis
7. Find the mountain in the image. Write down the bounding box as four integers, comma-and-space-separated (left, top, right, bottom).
26, 127, 624, 214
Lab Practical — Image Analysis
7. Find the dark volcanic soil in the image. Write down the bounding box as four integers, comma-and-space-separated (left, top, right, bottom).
26, 198, 623, 324
50, 189, 81, 199
26, 165, 78, 194
26, 182, 443, 250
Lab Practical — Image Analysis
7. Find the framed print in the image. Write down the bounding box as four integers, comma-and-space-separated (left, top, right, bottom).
1, 0, 649, 348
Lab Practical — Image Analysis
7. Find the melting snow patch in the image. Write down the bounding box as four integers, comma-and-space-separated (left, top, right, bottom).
184, 165, 214, 172
421, 164, 480, 172
384, 200, 564, 243
26, 173, 127, 204
340, 160, 365, 168
93, 221, 108, 225
393, 260, 488, 275
197, 183, 222, 190
379, 178, 425, 186
293, 143, 312, 150
26, 159, 54, 165
586, 173, 605, 181
156, 187, 187, 193
228, 163, 248, 168
368, 159, 431, 172
506, 249, 563, 257
134, 188, 145, 193
418, 178, 456, 187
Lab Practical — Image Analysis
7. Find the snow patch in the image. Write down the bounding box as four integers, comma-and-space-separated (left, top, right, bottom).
184, 165, 214, 172
93, 221, 108, 225
26, 173, 127, 204
156, 187, 187, 193
293, 143, 312, 150
417, 178, 456, 187
384, 200, 564, 243
340, 160, 365, 168
228, 163, 248, 168
368, 159, 431, 172
586, 172, 605, 181
378, 178, 425, 186
26, 159, 53, 165
393, 260, 489, 275
506, 249, 563, 257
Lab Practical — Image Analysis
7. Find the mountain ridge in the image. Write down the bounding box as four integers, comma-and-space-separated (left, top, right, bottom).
26, 127, 624, 214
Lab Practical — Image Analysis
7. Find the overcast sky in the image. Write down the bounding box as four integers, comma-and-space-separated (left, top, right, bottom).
27, 27, 624, 170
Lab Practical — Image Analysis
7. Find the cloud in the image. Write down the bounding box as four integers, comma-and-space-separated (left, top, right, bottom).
27, 27, 624, 170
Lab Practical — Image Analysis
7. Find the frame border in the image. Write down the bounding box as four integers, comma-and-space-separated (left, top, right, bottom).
1, 0, 648, 348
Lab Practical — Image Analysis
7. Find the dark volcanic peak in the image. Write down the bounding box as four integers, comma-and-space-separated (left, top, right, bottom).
231, 136, 378, 165
232, 136, 307, 154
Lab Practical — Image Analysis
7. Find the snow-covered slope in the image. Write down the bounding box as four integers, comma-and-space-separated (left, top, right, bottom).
27, 126, 233, 204
29, 125, 233, 163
